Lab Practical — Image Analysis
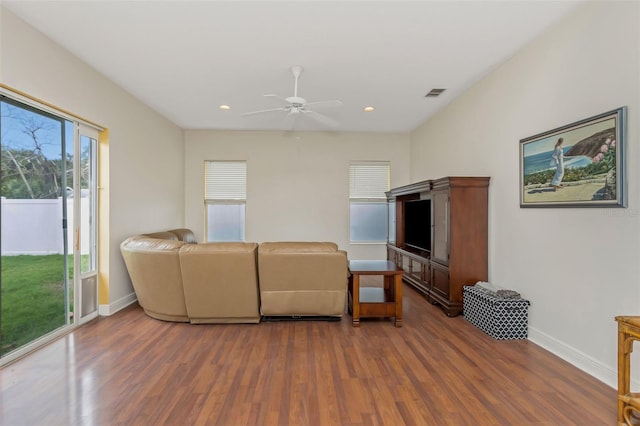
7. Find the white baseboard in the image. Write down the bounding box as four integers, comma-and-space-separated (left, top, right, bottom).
528, 326, 619, 389
98, 292, 137, 316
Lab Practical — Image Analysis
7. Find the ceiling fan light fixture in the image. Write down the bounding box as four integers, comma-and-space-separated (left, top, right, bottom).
364, 106, 375, 112
241, 65, 342, 129
219, 104, 231, 110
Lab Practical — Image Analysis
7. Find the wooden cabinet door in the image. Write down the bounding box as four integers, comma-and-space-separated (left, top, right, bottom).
431, 190, 449, 265
430, 262, 449, 298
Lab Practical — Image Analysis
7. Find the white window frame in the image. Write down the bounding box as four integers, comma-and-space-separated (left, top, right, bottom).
204, 161, 247, 242
349, 161, 390, 243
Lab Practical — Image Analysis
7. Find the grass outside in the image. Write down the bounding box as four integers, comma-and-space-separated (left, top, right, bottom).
1, 255, 73, 357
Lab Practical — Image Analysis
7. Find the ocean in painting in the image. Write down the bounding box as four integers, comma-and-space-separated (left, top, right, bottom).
523, 148, 593, 176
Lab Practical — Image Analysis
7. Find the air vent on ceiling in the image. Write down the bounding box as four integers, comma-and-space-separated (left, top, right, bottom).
425, 88, 446, 98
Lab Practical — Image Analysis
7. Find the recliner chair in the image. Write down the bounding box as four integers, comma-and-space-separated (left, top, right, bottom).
257, 242, 349, 319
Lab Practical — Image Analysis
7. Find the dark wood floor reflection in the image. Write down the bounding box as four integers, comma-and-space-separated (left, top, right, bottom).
0, 280, 615, 425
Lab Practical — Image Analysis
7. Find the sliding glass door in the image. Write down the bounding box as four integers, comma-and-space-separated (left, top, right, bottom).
0, 95, 99, 364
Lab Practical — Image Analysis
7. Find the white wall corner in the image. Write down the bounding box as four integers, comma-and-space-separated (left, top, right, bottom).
98, 292, 137, 316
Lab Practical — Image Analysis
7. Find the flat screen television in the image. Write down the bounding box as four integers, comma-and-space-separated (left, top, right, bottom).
404, 199, 431, 252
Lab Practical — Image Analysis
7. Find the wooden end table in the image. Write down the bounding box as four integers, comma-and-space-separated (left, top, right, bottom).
615, 316, 640, 425
348, 260, 403, 327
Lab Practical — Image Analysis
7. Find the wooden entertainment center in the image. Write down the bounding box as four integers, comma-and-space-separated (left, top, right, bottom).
386, 176, 489, 317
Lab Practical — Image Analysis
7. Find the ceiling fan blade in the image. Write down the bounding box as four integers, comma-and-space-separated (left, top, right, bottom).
304, 99, 343, 109
302, 110, 339, 128
264, 94, 290, 104
240, 107, 287, 117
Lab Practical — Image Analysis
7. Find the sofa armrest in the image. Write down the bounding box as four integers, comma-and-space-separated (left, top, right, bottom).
168, 228, 197, 244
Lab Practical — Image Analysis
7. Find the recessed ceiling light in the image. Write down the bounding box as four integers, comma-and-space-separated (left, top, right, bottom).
219, 104, 231, 110
364, 106, 375, 112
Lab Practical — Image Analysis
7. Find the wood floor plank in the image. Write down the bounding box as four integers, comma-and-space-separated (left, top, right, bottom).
0, 282, 616, 425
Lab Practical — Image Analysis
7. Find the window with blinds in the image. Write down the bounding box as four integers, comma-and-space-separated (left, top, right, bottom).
349, 161, 390, 242
205, 161, 246, 200
204, 161, 246, 242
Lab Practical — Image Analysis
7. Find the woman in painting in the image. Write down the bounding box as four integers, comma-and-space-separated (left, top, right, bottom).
550, 137, 565, 191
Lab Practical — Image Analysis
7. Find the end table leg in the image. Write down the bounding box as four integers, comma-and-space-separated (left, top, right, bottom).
618, 324, 630, 424
394, 274, 403, 328
352, 273, 360, 327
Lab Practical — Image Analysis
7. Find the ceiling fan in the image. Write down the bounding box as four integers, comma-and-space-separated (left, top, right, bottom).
241, 65, 343, 128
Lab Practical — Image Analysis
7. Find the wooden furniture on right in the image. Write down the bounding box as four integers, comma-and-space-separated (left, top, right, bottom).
387, 176, 489, 317
615, 315, 640, 425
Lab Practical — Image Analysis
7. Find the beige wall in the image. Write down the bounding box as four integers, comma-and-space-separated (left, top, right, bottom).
410, 1, 640, 387
1, 7, 185, 310
184, 130, 410, 259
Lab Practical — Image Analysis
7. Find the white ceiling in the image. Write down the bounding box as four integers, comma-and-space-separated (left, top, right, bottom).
4, 1, 582, 133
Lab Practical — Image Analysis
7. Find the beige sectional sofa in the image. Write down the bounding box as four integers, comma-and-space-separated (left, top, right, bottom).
120, 230, 349, 323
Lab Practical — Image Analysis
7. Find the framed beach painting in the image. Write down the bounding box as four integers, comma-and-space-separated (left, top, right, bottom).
519, 107, 627, 208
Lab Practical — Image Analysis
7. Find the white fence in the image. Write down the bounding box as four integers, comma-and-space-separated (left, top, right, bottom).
1, 196, 89, 255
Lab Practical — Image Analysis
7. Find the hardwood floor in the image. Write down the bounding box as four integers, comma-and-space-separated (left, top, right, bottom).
1, 280, 615, 425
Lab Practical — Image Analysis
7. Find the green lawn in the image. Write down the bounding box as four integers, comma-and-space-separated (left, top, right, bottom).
1, 255, 73, 357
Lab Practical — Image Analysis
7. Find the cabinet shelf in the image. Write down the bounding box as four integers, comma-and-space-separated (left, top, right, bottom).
387, 245, 430, 295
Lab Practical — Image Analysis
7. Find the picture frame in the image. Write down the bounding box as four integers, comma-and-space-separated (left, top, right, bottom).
519, 106, 627, 208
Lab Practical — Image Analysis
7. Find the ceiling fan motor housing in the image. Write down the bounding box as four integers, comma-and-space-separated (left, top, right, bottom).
286, 96, 307, 105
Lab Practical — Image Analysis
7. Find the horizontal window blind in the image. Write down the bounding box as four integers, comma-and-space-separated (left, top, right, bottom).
205, 161, 246, 200
349, 162, 390, 199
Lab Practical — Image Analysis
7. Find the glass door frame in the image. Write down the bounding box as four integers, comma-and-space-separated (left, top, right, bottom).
0, 87, 102, 365
74, 124, 99, 325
